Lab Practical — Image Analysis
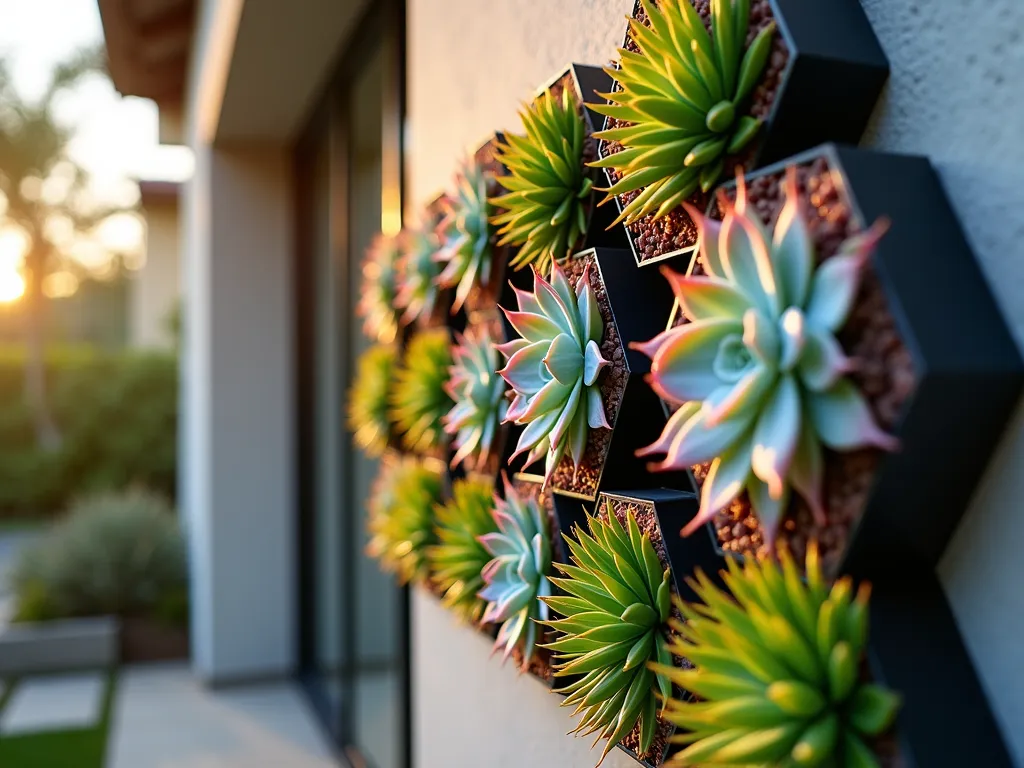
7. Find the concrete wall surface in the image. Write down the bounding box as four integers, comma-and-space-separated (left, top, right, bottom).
407, 0, 1024, 764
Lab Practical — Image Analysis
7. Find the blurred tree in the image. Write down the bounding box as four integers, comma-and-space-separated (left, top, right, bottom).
0, 47, 123, 450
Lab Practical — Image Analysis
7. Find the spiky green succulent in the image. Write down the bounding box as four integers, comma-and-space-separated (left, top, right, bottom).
358, 233, 401, 342
428, 477, 498, 622
436, 161, 494, 312
391, 329, 455, 454
478, 476, 553, 667
366, 455, 443, 585
442, 327, 508, 470
347, 343, 398, 456
498, 259, 611, 484
658, 543, 901, 767
634, 168, 896, 547
492, 87, 593, 275
542, 499, 674, 763
396, 224, 442, 324
591, 0, 776, 227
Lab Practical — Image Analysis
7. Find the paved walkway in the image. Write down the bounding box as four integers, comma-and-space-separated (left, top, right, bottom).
108, 664, 338, 768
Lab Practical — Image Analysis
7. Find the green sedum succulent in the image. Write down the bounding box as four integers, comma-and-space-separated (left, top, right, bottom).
498, 260, 611, 485
396, 224, 442, 324
543, 499, 674, 763
591, 0, 776, 227
366, 455, 443, 585
492, 87, 593, 275
478, 476, 553, 667
428, 477, 498, 623
436, 161, 494, 312
358, 233, 401, 343
391, 328, 455, 454
443, 327, 509, 470
347, 343, 398, 457
658, 544, 901, 767
634, 168, 896, 547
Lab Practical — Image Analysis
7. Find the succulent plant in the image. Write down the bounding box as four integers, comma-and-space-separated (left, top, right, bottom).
633, 168, 896, 546
357, 233, 401, 343
428, 477, 498, 622
436, 160, 494, 312
478, 476, 553, 667
396, 224, 443, 324
591, 0, 776, 227
391, 328, 455, 454
542, 499, 674, 762
492, 87, 592, 275
347, 344, 398, 456
498, 260, 611, 484
443, 327, 509, 470
658, 543, 901, 767
366, 455, 443, 585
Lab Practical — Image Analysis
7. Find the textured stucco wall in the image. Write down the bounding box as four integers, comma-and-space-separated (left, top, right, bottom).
407, 0, 1024, 764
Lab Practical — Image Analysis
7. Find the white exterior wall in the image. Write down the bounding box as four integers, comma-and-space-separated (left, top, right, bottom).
407, 0, 1024, 765
131, 200, 180, 349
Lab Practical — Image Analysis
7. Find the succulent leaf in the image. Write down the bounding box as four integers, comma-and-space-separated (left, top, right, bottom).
396, 224, 442, 324
478, 476, 553, 667
660, 544, 900, 767
366, 456, 443, 585
492, 87, 592, 274
391, 329, 455, 454
357, 233, 401, 343
636, 167, 896, 546
543, 500, 672, 763
347, 344, 398, 456
499, 261, 611, 484
428, 477, 498, 623
436, 160, 495, 312
442, 327, 509, 470
592, 0, 776, 227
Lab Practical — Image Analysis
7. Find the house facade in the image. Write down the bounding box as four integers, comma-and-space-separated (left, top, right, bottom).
101, 0, 1024, 765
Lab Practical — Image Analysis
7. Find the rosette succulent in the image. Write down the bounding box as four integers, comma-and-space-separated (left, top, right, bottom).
357, 233, 401, 343
497, 260, 611, 484
478, 476, 553, 667
396, 224, 442, 324
347, 343, 398, 456
591, 0, 776, 226
391, 329, 455, 454
436, 160, 494, 312
428, 477, 498, 623
492, 86, 592, 275
658, 544, 901, 767
633, 168, 896, 546
443, 327, 508, 470
542, 500, 674, 763
366, 456, 443, 585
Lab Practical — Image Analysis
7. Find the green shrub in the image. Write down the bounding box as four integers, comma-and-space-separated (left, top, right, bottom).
0, 345, 177, 518
10, 489, 188, 625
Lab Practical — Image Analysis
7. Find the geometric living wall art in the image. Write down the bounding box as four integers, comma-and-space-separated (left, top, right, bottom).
349, 1, 1024, 766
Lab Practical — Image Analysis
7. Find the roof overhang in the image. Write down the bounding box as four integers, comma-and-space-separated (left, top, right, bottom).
138, 179, 182, 206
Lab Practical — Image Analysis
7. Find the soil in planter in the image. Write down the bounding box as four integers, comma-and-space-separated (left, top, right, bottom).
599, 0, 789, 264
120, 617, 189, 663
683, 157, 917, 576
549, 253, 626, 498
511, 639, 556, 684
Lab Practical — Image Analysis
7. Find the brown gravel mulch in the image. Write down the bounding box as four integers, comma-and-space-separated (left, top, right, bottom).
598, 0, 790, 264
680, 156, 918, 576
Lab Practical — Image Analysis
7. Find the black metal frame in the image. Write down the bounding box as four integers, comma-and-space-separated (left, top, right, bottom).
294, 1, 411, 766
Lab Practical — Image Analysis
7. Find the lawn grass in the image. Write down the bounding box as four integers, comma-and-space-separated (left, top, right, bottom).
0, 669, 117, 768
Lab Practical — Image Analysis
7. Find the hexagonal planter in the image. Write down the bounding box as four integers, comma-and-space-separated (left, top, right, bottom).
596, 0, 889, 268
662, 144, 1024, 583
516, 248, 689, 501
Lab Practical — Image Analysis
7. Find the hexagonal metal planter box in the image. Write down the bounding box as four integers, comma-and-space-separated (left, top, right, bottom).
596, 0, 889, 268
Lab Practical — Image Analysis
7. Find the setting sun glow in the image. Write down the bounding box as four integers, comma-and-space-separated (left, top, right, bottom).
0, 270, 25, 303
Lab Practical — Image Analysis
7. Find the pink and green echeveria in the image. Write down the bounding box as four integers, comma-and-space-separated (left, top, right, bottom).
477, 476, 552, 667
435, 160, 494, 313
396, 224, 442, 325
634, 167, 897, 546
357, 233, 401, 343
498, 260, 611, 484
442, 327, 508, 470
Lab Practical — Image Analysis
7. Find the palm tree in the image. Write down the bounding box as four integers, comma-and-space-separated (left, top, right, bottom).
0, 47, 118, 449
